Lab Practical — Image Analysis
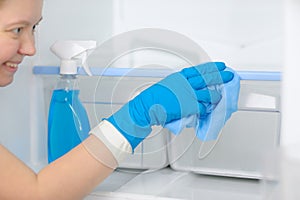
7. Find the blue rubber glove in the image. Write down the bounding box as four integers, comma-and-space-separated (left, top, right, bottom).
106, 62, 234, 150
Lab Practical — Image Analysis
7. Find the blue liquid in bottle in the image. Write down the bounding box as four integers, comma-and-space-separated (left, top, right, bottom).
48, 76, 90, 163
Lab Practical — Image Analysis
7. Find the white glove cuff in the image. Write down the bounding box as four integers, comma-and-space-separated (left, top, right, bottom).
89, 120, 132, 165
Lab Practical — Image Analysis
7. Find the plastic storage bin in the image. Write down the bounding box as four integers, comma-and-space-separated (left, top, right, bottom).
35, 67, 170, 170
81, 75, 169, 170
167, 76, 281, 179
34, 67, 281, 177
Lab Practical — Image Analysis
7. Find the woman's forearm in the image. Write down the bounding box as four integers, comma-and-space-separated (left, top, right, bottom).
0, 135, 117, 200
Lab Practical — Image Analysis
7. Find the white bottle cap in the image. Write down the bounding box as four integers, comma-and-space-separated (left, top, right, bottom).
50, 40, 97, 75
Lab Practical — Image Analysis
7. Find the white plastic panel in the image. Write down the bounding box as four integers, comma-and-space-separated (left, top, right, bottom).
82, 76, 169, 169
36, 0, 114, 66
85, 103, 169, 169
112, 0, 284, 71
86, 168, 262, 200
39, 72, 281, 176
168, 80, 281, 179
41, 75, 169, 170
168, 111, 280, 178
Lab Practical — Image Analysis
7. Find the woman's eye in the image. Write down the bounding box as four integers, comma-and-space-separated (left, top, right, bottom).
32, 25, 37, 33
12, 27, 22, 34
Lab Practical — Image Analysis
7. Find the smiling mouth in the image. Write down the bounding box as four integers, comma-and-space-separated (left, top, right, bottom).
6, 62, 18, 68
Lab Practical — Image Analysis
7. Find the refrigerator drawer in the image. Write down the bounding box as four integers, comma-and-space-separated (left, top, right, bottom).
168, 80, 281, 179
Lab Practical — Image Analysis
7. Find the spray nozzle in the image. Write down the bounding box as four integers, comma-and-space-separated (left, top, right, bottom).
50, 40, 97, 76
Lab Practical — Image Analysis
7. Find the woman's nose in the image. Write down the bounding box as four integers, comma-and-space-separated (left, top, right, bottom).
18, 32, 36, 56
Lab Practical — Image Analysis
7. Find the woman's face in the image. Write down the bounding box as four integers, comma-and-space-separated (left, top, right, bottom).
0, 0, 43, 86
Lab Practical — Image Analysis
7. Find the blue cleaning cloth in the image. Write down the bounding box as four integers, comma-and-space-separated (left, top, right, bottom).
164, 68, 240, 141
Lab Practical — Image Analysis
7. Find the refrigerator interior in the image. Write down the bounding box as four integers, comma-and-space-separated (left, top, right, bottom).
0, 0, 287, 199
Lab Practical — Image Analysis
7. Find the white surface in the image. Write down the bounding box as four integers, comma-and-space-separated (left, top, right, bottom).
86, 192, 184, 200
35, 0, 284, 71
0, 1, 288, 199
112, 0, 283, 71
86, 168, 262, 200
168, 80, 281, 179
281, 0, 300, 148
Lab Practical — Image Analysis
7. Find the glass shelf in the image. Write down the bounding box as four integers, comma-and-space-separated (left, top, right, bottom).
33, 66, 281, 81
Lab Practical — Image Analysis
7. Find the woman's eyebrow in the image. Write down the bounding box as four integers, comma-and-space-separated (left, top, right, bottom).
35, 16, 43, 25
6, 17, 43, 27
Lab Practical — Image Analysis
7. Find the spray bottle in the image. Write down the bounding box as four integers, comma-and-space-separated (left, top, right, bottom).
48, 40, 96, 163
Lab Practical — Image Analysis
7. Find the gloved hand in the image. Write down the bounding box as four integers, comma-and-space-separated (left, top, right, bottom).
106, 62, 234, 150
